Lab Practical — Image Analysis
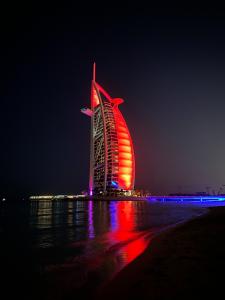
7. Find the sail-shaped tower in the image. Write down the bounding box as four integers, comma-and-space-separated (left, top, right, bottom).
81, 64, 135, 196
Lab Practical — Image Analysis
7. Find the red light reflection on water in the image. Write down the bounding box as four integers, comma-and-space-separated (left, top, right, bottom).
120, 236, 149, 264
109, 201, 149, 265
43, 201, 151, 298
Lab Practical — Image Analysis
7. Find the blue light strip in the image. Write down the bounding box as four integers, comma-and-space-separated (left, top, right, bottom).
111, 181, 118, 187
148, 196, 225, 202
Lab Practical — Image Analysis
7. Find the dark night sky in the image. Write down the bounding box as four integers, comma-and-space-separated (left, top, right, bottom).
1, 8, 225, 197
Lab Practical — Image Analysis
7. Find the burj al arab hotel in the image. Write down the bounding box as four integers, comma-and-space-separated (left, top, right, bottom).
81, 64, 135, 196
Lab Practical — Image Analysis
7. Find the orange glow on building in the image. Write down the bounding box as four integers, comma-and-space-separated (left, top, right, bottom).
119, 139, 131, 146
119, 160, 132, 167
91, 85, 100, 108
117, 132, 129, 139
119, 152, 132, 159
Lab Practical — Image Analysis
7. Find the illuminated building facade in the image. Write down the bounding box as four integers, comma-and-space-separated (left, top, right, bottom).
81, 64, 135, 195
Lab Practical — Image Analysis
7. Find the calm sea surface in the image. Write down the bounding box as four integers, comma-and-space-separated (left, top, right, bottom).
0, 199, 207, 298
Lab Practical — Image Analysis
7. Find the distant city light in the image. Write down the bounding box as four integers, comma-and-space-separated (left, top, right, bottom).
29, 195, 86, 200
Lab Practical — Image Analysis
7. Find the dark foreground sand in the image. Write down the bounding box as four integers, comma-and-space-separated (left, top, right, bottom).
97, 206, 225, 300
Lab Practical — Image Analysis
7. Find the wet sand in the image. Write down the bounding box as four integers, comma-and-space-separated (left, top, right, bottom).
98, 206, 225, 300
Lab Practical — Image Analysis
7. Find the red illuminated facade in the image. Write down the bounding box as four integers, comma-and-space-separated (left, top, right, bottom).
81, 64, 135, 195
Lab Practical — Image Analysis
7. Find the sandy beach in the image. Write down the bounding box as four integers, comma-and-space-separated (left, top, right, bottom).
97, 205, 225, 300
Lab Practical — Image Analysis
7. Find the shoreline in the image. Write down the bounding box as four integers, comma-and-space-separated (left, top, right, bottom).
28, 196, 149, 201
28, 195, 225, 203
97, 206, 225, 299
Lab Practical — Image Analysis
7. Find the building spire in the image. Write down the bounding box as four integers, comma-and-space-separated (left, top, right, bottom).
93, 62, 96, 82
